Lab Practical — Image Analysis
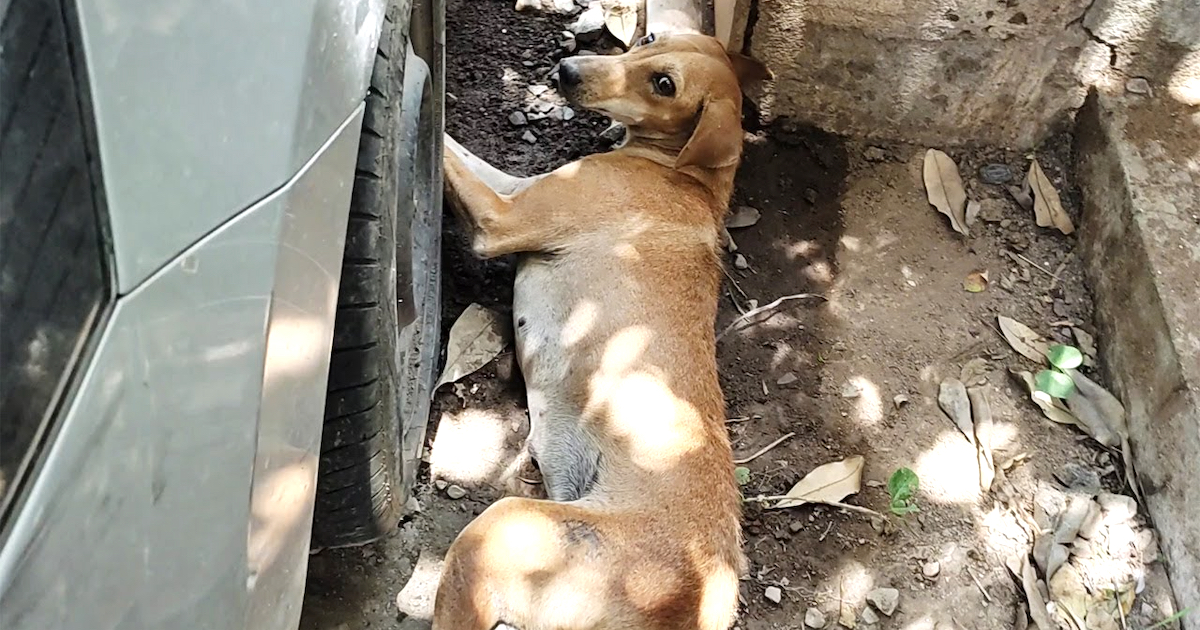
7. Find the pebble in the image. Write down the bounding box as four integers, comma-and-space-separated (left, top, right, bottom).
764, 586, 783, 604
521, 130, 538, 143
863, 146, 887, 162
777, 371, 797, 385
789, 521, 804, 533
734, 254, 750, 270
435, 479, 448, 490
840, 381, 862, 399
568, 4, 605, 41
804, 608, 826, 628
979, 163, 1013, 184
527, 84, 550, 96
866, 587, 899, 616
862, 606, 881, 624
600, 122, 626, 144
405, 496, 423, 513
561, 106, 575, 120
803, 187, 818, 205
923, 560, 941, 578
1000, 218, 1013, 229
446, 484, 467, 499
508, 111, 528, 126
1125, 77, 1151, 95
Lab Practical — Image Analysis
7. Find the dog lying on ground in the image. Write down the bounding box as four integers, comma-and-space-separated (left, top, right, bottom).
434, 33, 770, 630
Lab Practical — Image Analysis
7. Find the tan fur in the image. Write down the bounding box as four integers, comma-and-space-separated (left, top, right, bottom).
434, 34, 769, 630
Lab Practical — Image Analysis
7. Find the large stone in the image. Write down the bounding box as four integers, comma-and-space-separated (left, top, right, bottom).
1076, 89, 1200, 630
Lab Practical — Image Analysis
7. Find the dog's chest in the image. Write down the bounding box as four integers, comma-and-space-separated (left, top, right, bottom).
512, 255, 591, 386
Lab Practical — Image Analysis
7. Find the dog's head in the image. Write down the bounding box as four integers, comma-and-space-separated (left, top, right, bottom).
557, 33, 771, 170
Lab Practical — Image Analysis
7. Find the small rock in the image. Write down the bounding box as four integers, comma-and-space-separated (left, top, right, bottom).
893, 393, 909, 409
435, 479, 448, 490
866, 587, 899, 616
446, 484, 467, 499
734, 254, 750, 270
521, 130, 538, 143
527, 84, 550, 96
977, 197, 1007, 222
861, 606, 880, 624
600, 121, 626, 144
1000, 218, 1013, 229
863, 146, 887, 162
803, 188, 818, 205
405, 496, 423, 513
1098, 492, 1138, 523
514, 0, 579, 14
568, 4, 605, 41
1053, 299, 1069, 318
764, 586, 783, 604
508, 111, 528, 126
922, 560, 941, 578
1125, 77, 1151, 95
979, 163, 1013, 184
840, 382, 861, 399
789, 521, 804, 533
805, 608, 827, 628
777, 372, 797, 385
1054, 461, 1102, 494
561, 106, 575, 120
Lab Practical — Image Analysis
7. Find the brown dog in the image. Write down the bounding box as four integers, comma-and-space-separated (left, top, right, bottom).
434, 33, 770, 630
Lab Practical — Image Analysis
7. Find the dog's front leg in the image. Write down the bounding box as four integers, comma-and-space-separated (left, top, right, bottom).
444, 146, 567, 257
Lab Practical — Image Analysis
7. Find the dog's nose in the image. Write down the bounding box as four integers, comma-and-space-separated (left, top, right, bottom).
557, 59, 582, 89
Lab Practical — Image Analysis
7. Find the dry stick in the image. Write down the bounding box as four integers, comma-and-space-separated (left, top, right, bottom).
1047, 255, 1071, 292
733, 432, 795, 465
1006, 250, 1062, 280
717, 293, 825, 341
966, 566, 993, 603
726, 416, 751, 424
1115, 583, 1129, 630
743, 495, 885, 519
722, 265, 750, 303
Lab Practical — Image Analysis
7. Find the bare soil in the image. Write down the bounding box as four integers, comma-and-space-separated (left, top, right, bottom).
299, 2, 1177, 629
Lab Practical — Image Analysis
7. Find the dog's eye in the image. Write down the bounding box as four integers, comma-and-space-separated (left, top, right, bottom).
635, 33, 656, 46
651, 73, 676, 97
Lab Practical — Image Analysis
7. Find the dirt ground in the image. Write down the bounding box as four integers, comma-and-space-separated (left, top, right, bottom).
299, 1, 1179, 629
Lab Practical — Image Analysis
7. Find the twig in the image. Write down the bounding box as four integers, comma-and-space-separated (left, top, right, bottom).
819, 521, 834, 542
726, 416, 751, 424
717, 293, 825, 341
1047, 255, 1071, 292
743, 495, 885, 518
733, 432, 795, 464
517, 476, 543, 485
1006, 250, 1062, 280
722, 265, 750, 303
967, 566, 992, 603
1114, 583, 1129, 630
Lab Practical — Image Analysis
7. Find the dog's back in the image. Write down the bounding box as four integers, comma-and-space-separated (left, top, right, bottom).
434, 33, 770, 630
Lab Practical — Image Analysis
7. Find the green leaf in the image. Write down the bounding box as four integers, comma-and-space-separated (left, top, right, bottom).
889, 502, 920, 516
1046, 344, 1084, 370
734, 466, 751, 486
1035, 369, 1076, 399
1145, 607, 1193, 629
887, 468, 919, 504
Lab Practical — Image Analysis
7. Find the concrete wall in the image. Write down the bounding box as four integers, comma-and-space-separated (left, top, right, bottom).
744, 0, 1199, 148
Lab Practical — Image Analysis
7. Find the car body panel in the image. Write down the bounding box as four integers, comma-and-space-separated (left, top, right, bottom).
0, 105, 362, 630
74, 0, 387, 293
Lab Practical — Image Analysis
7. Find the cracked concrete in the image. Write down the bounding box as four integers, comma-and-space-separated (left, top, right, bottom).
741, 0, 1197, 149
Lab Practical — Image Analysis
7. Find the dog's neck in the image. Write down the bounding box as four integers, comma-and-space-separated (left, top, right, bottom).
617, 131, 739, 211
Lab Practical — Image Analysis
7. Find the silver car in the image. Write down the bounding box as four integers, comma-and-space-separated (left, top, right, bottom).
0, 0, 445, 627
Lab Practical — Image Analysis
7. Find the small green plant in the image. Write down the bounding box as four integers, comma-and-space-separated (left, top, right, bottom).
1034, 344, 1083, 402
734, 466, 751, 486
887, 468, 920, 516
1144, 607, 1194, 629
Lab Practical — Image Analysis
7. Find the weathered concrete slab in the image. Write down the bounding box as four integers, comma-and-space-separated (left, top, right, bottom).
1076, 89, 1200, 627
743, 0, 1197, 149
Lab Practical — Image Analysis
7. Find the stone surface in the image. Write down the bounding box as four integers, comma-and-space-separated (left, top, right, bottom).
805, 607, 826, 628
743, 0, 1199, 148
866, 587, 899, 617
1076, 89, 1200, 630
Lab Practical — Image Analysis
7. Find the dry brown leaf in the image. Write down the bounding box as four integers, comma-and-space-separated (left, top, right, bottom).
771, 455, 864, 509
726, 205, 761, 229
1026, 159, 1075, 235
435, 303, 509, 389
1014, 554, 1055, 630
1015, 370, 1080, 427
998, 315, 1051, 364
923, 149, 969, 236
968, 386, 996, 492
1007, 181, 1034, 211
938, 378, 974, 444
602, 0, 638, 46
964, 270, 989, 293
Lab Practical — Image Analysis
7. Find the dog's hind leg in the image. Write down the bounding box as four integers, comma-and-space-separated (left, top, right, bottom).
526, 399, 600, 502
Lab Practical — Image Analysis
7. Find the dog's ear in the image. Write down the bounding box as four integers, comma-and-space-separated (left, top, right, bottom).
727, 52, 772, 89
676, 98, 742, 170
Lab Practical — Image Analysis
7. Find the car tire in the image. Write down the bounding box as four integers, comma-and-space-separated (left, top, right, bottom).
311, 0, 444, 550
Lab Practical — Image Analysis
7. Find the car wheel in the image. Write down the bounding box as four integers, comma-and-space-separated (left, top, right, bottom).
311, 0, 444, 550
